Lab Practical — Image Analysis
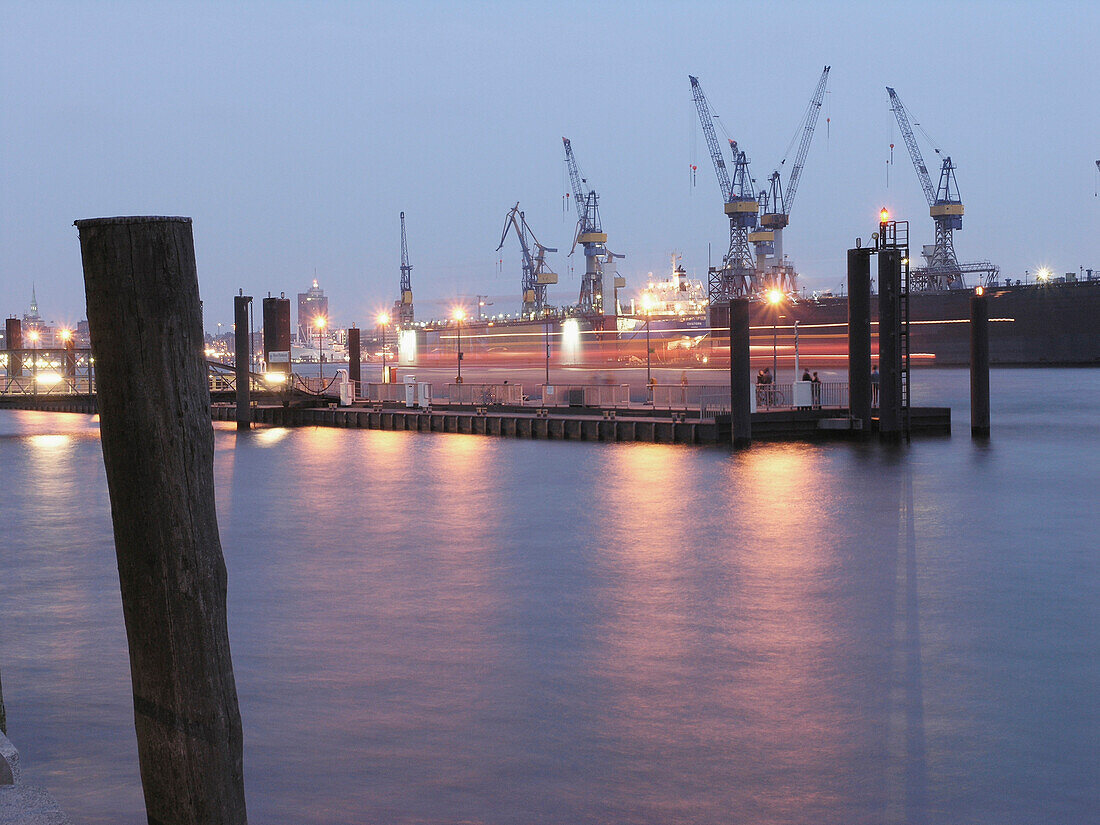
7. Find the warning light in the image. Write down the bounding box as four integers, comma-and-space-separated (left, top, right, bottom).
976, 286, 984, 297
880, 207, 890, 223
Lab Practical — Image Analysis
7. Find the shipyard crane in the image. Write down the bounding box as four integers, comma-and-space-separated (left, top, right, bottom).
688, 75, 758, 304
886, 87, 971, 290
396, 212, 414, 326
563, 137, 622, 319
753, 66, 831, 292
496, 202, 558, 317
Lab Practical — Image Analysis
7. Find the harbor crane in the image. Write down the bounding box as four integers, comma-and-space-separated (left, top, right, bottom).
887, 87, 997, 290
496, 203, 558, 317
563, 137, 622, 319
396, 211, 414, 326
689, 75, 759, 304
753, 66, 831, 293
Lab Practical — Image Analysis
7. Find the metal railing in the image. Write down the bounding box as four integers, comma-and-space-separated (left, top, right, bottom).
444, 383, 523, 406
649, 383, 729, 410
755, 382, 794, 410
1, 349, 95, 397
362, 382, 407, 403
539, 383, 631, 408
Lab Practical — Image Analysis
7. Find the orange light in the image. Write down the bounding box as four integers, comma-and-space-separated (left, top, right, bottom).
314, 316, 327, 330
452, 308, 466, 322
976, 286, 984, 297
377, 312, 390, 325
767, 289, 783, 305
880, 207, 889, 223
60, 328, 72, 341
27, 330, 39, 342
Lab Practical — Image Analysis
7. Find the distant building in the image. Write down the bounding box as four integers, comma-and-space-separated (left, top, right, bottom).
297, 279, 329, 343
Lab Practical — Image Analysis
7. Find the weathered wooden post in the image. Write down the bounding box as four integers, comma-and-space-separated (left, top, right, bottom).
847, 246, 873, 431
878, 247, 903, 440
347, 326, 361, 398
74, 216, 247, 825
729, 298, 752, 448
234, 292, 252, 431
970, 287, 991, 437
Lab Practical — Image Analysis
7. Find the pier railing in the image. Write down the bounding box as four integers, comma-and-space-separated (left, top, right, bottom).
540, 384, 631, 408
444, 383, 524, 406
649, 384, 729, 410
1, 348, 95, 396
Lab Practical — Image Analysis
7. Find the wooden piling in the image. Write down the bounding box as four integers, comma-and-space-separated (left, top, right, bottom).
847, 247, 872, 429
729, 299, 752, 448
234, 294, 252, 431
970, 290, 990, 437
75, 216, 247, 825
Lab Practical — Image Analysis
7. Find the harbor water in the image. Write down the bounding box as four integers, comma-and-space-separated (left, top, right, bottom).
1, 368, 1096, 824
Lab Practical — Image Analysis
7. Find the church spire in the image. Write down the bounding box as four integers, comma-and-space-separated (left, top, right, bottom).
30, 284, 38, 316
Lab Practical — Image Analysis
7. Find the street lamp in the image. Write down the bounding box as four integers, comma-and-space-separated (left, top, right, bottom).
314, 316, 327, 389
767, 289, 783, 384
377, 312, 390, 383
452, 308, 465, 383
641, 293, 656, 396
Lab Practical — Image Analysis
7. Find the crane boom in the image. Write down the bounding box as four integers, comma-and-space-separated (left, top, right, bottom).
887, 87, 937, 206
397, 211, 414, 325
783, 65, 830, 217
689, 76, 733, 202
562, 137, 588, 224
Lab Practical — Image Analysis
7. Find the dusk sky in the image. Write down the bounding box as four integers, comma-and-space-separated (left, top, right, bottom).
2, 1, 1098, 331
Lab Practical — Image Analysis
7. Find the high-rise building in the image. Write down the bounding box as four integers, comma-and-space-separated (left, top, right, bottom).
297, 279, 329, 343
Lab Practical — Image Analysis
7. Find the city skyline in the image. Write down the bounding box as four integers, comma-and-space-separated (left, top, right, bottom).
2, 1, 1099, 330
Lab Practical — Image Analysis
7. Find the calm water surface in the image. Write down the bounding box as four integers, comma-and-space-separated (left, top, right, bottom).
1, 368, 1096, 824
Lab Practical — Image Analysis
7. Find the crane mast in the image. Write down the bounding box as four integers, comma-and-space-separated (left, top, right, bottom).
688, 75, 758, 304
562, 137, 620, 320
398, 211, 414, 326
887, 87, 965, 290
754, 66, 830, 292
497, 203, 558, 317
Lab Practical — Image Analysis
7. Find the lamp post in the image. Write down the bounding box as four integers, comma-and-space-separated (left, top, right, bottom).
377, 313, 390, 383
28, 329, 39, 395
767, 289, 782, 384
315, 316, 326, 390
453, 308, 465, 383
641, 294, 655, 397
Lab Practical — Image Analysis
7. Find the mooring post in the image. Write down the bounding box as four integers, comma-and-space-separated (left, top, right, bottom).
729, 298, 751, 448
970, 288, 990, 437
878, 247, 902, 440
847, 247, 873, 431
234, 293, 252, 431
0, 665, 6, 735
74, 216, 247, 825
347, 326, 361, 398
5, 318, 22, 377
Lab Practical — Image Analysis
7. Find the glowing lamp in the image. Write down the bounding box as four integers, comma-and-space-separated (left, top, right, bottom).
975, 286, 984, 297
767, 289, 783, 305
880, 207, 890, 223
377, 313, 390, 325
314, 316, 327, 329
60, 329, 72, 341
452, 308, 466, 322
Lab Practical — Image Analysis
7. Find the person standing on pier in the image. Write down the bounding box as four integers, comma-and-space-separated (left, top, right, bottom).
871, 364, 880, 408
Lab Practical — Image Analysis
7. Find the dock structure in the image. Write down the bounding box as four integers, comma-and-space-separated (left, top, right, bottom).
210, 401, 950, 444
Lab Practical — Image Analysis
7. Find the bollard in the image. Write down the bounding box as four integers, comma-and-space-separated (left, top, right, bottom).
75, 216, 247, 825
729, 298, 751, 448
878, 247, 902, 440
347, 327, 361, 398
234, 293, 252, 431
970, 288, 990, 437
847, 247, 873, 430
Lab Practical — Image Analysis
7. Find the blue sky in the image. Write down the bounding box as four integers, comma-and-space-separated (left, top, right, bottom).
2, 1, 1098, 331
